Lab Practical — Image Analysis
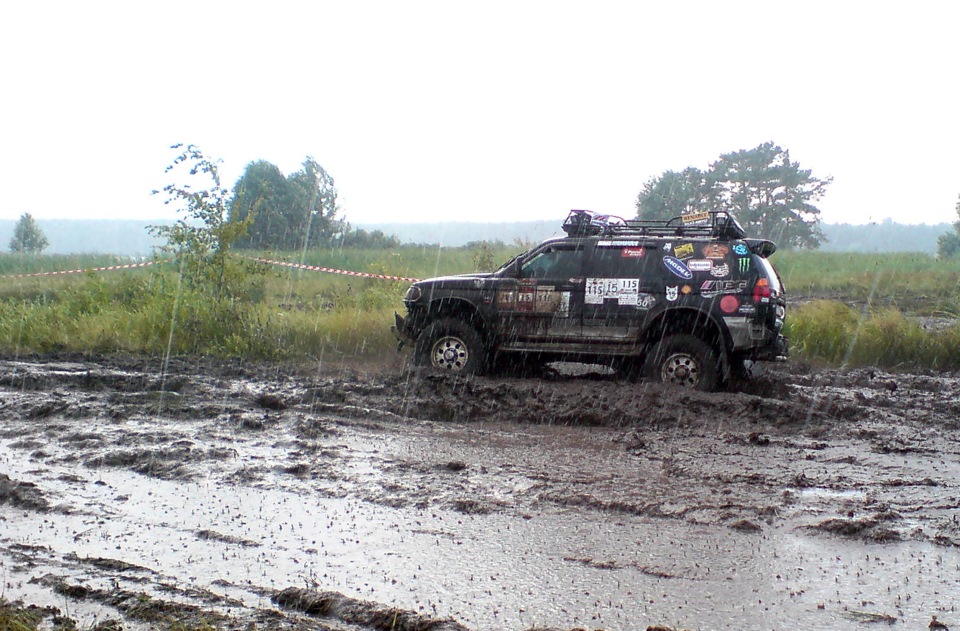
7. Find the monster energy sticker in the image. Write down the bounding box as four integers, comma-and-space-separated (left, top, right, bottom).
738, 257, 751, 273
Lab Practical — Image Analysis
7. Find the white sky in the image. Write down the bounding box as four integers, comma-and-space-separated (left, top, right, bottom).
2, 1, 958, 226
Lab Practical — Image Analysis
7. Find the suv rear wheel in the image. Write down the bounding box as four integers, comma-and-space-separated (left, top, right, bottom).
645, 334, 719, 391
415, 318, 485, 374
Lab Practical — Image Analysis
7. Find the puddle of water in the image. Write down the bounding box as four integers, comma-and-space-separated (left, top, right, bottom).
797, 487, 866, 501
4, 427, 960, 631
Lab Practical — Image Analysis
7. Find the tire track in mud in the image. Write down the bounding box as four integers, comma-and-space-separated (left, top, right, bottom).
2, 356, 960, 630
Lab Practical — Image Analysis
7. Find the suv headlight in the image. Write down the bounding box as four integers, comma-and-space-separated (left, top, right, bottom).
404, 285, 422, 302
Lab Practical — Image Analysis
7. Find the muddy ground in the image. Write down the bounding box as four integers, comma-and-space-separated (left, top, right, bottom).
1, 354, 958, 631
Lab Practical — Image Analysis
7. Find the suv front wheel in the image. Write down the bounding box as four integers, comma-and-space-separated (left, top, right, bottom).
645, 334, 719, 391
415, 318, 486, 374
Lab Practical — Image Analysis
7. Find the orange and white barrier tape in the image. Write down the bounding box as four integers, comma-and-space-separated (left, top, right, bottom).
1, 257, 420, 283
249, 257, 420, 282
0, 259, 165, 279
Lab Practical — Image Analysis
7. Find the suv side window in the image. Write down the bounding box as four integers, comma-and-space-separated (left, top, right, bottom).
588, 244, 651, 279
521, 245, 584, 281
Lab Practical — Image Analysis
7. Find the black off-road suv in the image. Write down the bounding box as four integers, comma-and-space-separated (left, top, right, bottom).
392, 210, 787, 390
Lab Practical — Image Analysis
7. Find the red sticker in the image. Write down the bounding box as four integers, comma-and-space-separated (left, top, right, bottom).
621, 248, 644, 258
720, 295, 740, 314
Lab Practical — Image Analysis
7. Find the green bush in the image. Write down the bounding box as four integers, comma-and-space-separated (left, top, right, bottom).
787, 300, 960, 370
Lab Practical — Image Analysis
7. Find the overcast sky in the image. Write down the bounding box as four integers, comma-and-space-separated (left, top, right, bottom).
2, 1, 958, 227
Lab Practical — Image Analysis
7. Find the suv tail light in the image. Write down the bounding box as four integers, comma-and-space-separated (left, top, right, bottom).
753, 278, 772, 303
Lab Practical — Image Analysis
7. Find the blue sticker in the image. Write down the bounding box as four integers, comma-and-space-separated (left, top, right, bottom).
662, 256, 693, 280
733, 244, 749, 256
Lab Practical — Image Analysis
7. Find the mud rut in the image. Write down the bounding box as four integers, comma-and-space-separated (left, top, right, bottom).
1, 356, 959, 630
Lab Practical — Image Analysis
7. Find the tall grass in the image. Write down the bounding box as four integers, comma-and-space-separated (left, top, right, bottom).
785, 300, 960, 370
774, 250, 960, 315
0, 599, 40, 631
1, 245, 958, 370
0, 244, 522, 361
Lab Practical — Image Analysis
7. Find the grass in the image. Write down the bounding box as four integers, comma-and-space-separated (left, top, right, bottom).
785, 300, 960, 369
774, 250, 960, 315
1, 245, 959, 371
0, 244, 523, 361
0, 599, 41, 631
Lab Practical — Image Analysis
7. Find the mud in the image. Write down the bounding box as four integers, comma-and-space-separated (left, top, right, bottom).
1, 355, 959, 630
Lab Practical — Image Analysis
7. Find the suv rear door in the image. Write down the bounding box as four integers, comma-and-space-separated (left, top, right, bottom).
581, 240, 658, 343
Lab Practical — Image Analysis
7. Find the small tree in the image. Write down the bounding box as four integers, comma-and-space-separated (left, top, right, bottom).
9, 212, 49, 253
937, 194, 960, 259
150, 144, 254, 299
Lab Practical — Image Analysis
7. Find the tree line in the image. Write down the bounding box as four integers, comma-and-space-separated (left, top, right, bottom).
634, 141, 831, 249
228, 157, 399, 250
7, 141, 958, 257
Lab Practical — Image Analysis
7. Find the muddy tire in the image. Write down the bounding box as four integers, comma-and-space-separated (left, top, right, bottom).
415, 318, 486, 375
645, 334, 719, 391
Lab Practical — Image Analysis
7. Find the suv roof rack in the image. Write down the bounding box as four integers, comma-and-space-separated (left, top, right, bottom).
562, 209, 746, 240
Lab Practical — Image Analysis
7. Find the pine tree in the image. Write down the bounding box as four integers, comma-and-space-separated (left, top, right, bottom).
9, 212, 49, 253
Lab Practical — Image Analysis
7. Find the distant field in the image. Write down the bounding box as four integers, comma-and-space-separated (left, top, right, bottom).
1, 246, 958, 370
0, 218, 953, 255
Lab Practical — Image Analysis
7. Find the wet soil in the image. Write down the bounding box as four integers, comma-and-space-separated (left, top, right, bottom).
1, 355, 959, 630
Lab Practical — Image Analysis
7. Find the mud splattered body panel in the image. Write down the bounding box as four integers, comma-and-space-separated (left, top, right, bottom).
395, 212, 787, 378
